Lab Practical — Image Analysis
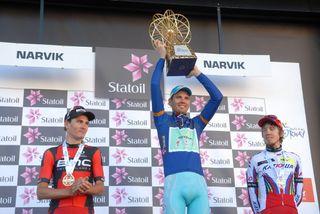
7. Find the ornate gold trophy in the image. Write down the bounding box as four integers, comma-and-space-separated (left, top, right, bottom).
149, 10, 197, 76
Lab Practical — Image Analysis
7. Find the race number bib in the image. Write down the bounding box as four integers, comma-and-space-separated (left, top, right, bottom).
168, 127, 199, 153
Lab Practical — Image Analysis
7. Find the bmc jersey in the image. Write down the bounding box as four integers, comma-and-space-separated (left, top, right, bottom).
246, 148, 303, 213
38, 143, 105, 214
151, 59, 223, 177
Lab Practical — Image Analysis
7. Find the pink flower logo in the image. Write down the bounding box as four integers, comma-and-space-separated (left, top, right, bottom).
237, 169, 247, 185
22, 209, 33, 214
203, 168, 213, 181
26, 90, 43, 106
20, 166, 39, 184
192, 96, 207, 111
232, 115, 247, 130
199, 131, 209, 147
19, 187, 36, 205
235, 151, 250, 167
238, 188, 249, 206
25, 109, 41, 124
234, 133, 247, 148
123, 54, 153, 82
207, 188, 213, 200
112, 188, 128, 204
200, 150, 209, 164
231, 98, 244, 112
23, 147, 40, 163
112, 112, 127, 127
112, 167, 128, 185
112, 98, 127, 109
115, 208, 127, 214
243, 209, 254, 214
112, 148, 128, 164
112, 130, 128, 145
155, 168, 164, 184
23, 128, 41, 144
154, 188, 164, 205
153, 149, 163, 166
70, 91, 86, 106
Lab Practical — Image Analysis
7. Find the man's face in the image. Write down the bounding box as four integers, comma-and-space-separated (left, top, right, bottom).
262, 123, 283, 148
169, 90, 190, 114
64, 115, 89, 141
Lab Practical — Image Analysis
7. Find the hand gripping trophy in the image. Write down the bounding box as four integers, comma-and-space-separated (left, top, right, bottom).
149, 9, 197, 76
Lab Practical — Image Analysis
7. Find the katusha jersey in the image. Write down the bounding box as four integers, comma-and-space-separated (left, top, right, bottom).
246, 147, 303, 213
151, 58, 223, 177
38, 143, 105, 214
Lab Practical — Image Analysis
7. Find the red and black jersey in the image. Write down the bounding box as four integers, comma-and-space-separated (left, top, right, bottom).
38, 143, 105, 214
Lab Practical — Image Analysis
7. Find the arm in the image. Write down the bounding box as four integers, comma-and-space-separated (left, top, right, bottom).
246, 160, 260, 214
294, 155, 303, 206
192, 66, 223, 127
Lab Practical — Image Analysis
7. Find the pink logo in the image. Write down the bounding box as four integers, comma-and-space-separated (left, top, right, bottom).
153, 149, 163, 166
234, 133, 247, 148
237, 169, 247, 185
154, 187, 164, 206
112, 148, 128, 164
243, 209, 254, 214
232, 115, 247, 130
23, 128, 41, 144
155, 168, 164, 185
112, 98, 127, 109
192, 96, 207, 111
26, 90, 43, 106
200, 150, 209, 164
238, 188, 249, 206
112, 167, 128, 185
112, 188, 128, 204
20, 166, 39, 184
25, 109, 41, 124
115, 208, 127, 214
112, 130, 128, 145
23, 147, 40, 163
70, 91, 86, 106
231, 98, 244, 112
207, 188, 213, 200
112, 112, 127, 127
203, 168, 213, 181
123, 54, 153, 82
235, 151, 250, 167
199, 131, 209, 147
22, 209, 33, 214
19, 187, 36, 205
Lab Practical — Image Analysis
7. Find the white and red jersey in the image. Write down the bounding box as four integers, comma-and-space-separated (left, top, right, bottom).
246, 147, 303, 214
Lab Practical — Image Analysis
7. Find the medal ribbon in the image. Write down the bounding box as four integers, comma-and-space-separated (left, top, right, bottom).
264, 150, 286, 188
62, 141, 85, 175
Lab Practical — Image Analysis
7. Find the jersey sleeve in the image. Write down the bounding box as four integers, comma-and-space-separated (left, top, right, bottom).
92, 148, 105, 182
151, 58, 167, 127
246, 159, 260, 214
38, 149, 54, 184
294, 155, 303, 206
195, 73, 223, 130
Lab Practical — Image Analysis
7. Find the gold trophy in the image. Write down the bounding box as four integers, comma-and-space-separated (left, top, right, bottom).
149, 10, 197, 76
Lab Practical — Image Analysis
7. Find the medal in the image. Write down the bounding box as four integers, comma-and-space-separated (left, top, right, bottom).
62, 174, 75, 186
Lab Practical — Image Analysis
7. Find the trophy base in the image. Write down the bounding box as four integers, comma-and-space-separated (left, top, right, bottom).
167, 57, 197, 76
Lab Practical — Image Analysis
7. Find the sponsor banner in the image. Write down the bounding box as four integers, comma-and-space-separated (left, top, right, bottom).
230, 132, 265, 150
0, 166, 18, 186
151, 148, 163, 167
227, 97, 265, 115
0, 146, 20, 165
202, 149, 234, 168
109, 147, 151, 167
0, 89, 24, 107
93, 187, 109, 206
150, 129, 160, 148
21, 107, 65, 127
85, 127, 109, 147
95, 47, 159, 100
208, 186, 237, 207
15, 186, 49, 207
18, 166, 40, 186
234, 168, 248, 188
0, 42, 94, 69
229, 114, 261, 132
206, 168, 235, 187
236, 187, 251, 208
67, 91, 109, 110
232, 150, 260, 168
151, 167, 164, 187
109, 129, 151, 147
0, 186, 16, 207
196, 52, 271, 77
109, 110, 150, 129
0, 126, 21, 145
109, 166, 152, 186
203, 113, 230, 132
200, 131, 231, 149
109, 186, 152, 207
110, 98, 150, 111
19, 145, 51, 166
21, 126, 64, 145
23, 89, 67, 108
0, 107, 22, 125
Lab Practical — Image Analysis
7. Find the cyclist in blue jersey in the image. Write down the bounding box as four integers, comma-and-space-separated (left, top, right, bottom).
151, 40, 223, 214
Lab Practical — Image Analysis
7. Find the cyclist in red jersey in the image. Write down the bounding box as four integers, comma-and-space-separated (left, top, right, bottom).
37, 106, 105, 214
